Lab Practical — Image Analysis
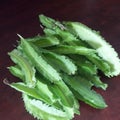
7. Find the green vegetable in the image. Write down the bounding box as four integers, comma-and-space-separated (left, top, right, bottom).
5, 14, 120, 120
8, 49, 36, 88
26, 35, 60, 47
48, 45, 96, 55
8, 65, 24, 80
9, 82, 56, 105
23, 94, 70, 120
70, 55, 108, 90
64, 22, 120, 77
62, 74, 107, 109
20, 39, 62, 83
41, 49, 77, 75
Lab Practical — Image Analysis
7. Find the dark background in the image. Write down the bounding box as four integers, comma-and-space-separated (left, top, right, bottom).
0, 0, 120, 120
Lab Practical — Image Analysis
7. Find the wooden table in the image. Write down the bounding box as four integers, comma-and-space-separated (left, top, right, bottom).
1, 0, 120, 120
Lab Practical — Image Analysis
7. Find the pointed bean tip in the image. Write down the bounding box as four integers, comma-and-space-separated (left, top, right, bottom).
3, 78, 10, 85
17, 34, 24, 40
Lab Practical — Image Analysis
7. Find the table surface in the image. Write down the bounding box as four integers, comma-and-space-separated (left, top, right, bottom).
1, 0, 120, 120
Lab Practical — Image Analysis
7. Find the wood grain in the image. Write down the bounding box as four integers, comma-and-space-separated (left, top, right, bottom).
0, 0, 120, 120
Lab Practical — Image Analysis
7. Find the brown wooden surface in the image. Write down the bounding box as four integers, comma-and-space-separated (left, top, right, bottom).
0, 0, 120, 120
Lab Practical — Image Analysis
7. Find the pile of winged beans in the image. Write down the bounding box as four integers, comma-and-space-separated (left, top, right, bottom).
5, 15, 120, 120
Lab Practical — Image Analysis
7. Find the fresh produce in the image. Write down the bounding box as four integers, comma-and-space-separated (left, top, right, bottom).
4, 14, 120, 120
